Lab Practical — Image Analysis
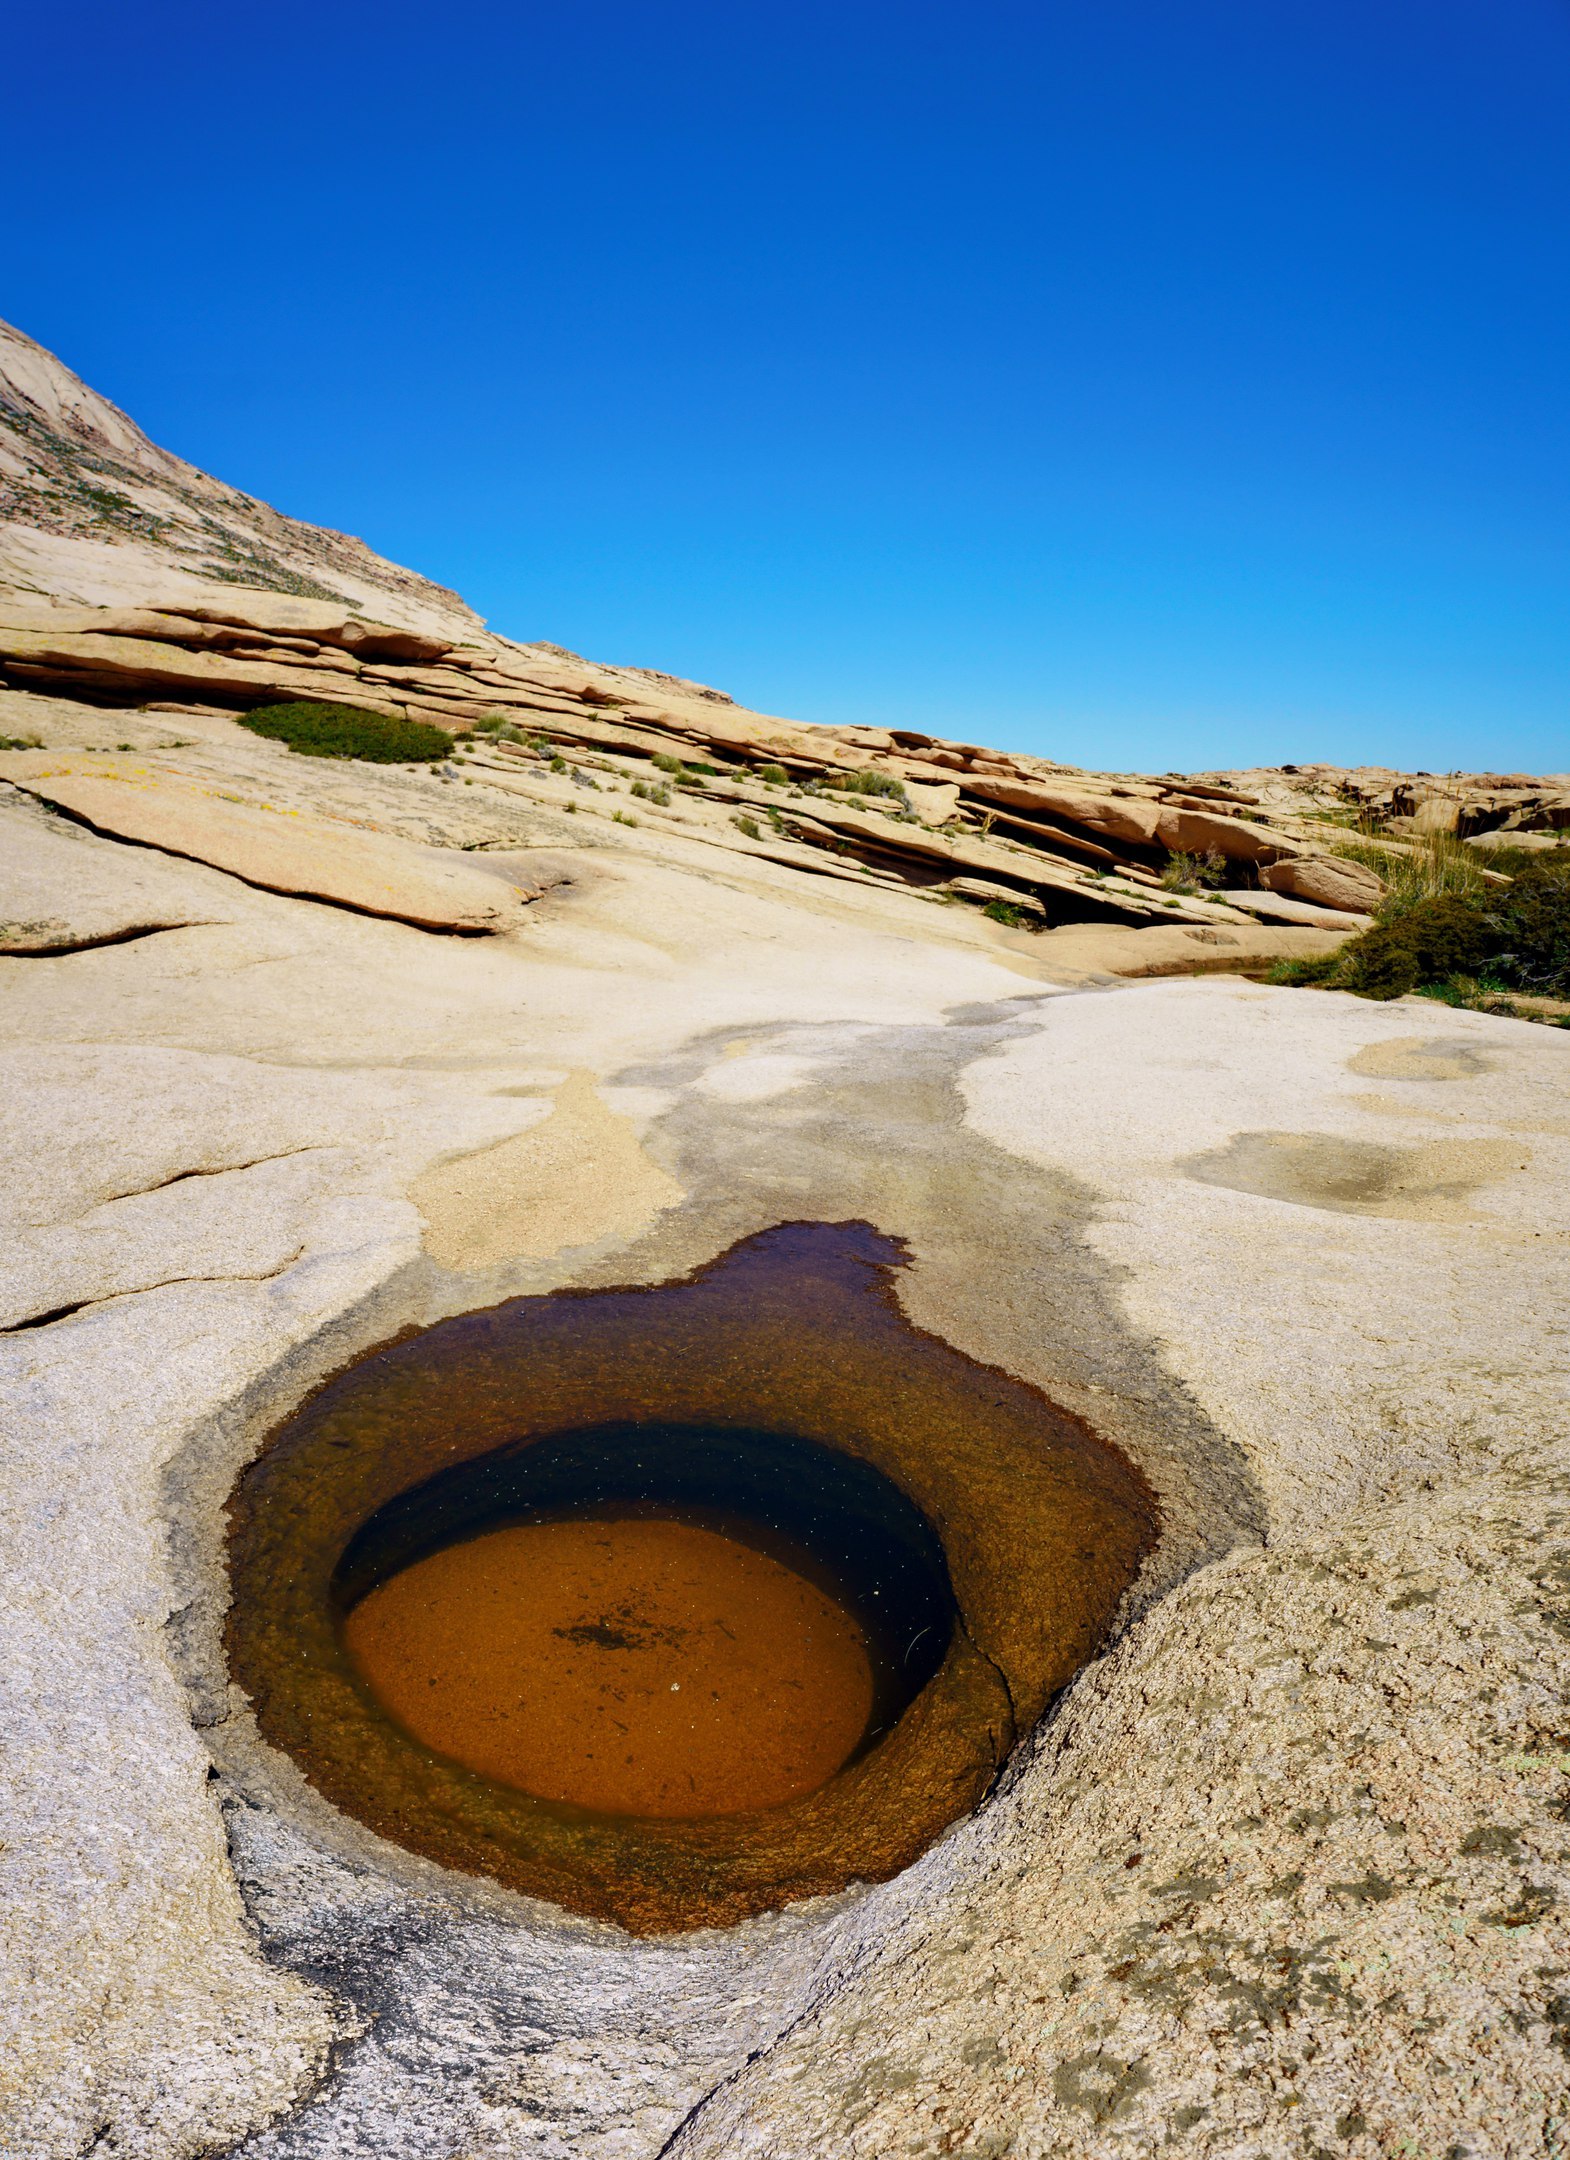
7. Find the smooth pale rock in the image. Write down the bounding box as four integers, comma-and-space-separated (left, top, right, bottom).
966, 775, 1167, 846
1262, 850, 1386, 910
1151, 801, 1295, 863
966, 777, 1301, 865
152, 594, 352, 641
0, 604, 235, 645
787, 795, 1103, 897
1410, 787, 1464, 835
1, 757, 536, 932
902, 779, 961, 824
1215, 885, 1372, 929
1030, 919, 1351, 980
333, 618, 454, 663
0, 808, 222, 955
1467, 828, 1567, 852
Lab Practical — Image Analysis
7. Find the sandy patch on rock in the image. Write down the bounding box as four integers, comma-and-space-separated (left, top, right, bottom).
1179, 1127, 1528, 1220
411, 1069, 684, 1269
1347, 1034, 1498, 1082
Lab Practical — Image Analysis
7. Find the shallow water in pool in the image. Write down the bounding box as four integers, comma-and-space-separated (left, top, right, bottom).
344, 1514, 875, 1817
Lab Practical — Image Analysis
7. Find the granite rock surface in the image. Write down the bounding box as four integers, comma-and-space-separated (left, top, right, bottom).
2, 317, 1568, 2160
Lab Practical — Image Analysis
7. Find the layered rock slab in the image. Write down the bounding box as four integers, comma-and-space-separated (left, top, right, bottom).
0, 788, 224, 953
1, 754, 537, 932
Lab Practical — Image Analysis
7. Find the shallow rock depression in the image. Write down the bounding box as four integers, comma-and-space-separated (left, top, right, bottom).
227, 1221, 1156, 1932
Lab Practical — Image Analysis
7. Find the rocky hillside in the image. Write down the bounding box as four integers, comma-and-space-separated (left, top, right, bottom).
0, 318, 484, 638
2, 316, 1565, 944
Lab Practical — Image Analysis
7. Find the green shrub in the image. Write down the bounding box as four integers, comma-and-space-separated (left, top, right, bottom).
982, 898, 1032, 928
734, 814, 762, 840
1336, 896, 1491, 999
757, 763, 789, 784
237, 701, 450, 763
631, 779, 672, 806
825, 769, 908, 801
1266, 953, 1342, 988
1487, 855, 1570, 996
1160, 849, 1228, 894
1270, 853, 1570, 1005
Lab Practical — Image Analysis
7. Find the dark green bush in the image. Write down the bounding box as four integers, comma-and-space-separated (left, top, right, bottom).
237, 701, 450, 763
1486, 856, 1570, 996
1337, 896, 1491, 1000
1270, 853, 1570, 1004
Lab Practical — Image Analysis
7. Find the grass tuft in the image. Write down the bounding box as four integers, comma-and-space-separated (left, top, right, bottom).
824, 769, 909, 803
1329, 832, 1491, 914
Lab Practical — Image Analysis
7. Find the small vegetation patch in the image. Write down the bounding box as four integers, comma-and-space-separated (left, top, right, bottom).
0, 732, 43, 751
824, 769, 909, 803
1271, 848, 1570, 1014
238, 701, 450, 763
1161, 849, 1228, 894
470, 715, 532, 744
1329, 831, 1491, 912
982, 898, 1036, 928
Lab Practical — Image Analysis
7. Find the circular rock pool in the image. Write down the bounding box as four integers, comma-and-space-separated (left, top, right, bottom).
226, 1222, 1157, 1932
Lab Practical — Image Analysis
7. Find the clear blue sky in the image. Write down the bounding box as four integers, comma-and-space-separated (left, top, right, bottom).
8, 1, 1568, 772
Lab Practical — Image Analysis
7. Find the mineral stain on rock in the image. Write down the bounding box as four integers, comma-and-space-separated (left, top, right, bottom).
226, 1220, 1158, 1931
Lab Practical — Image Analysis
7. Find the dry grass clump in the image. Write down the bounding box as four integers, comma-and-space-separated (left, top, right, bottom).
1160, 849, 1228, 894
1328, 832, 1491, 914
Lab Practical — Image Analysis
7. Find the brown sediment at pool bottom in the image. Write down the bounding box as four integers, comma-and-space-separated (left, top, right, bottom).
344, 1514, 877, 1818
226, 1221, 1159, 1934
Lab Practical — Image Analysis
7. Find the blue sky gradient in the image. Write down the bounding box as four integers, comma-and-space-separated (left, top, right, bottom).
8, 0, 1568, 771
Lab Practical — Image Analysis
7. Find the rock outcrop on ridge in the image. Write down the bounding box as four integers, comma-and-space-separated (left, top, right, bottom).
2, 320, 1569, 2160
0, 317, 484, 638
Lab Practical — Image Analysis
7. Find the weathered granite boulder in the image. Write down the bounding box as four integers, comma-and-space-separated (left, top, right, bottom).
1262, 850, 1386, 912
